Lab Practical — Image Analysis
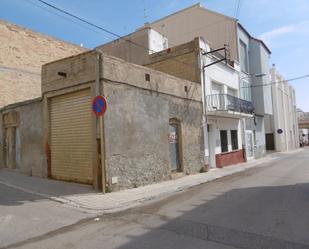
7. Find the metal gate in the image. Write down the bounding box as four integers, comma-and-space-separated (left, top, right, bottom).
50, 89, 93, 184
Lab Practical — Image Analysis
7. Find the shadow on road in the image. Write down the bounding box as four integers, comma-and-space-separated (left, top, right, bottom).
114, 183, 309, 249
0, 169, 96, 206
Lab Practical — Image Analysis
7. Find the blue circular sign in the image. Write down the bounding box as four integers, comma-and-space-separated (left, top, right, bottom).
92, 96, 107, 116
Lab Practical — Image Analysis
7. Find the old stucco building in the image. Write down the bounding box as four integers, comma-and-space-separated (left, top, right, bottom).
1, 20, 204, 191
41, 50, 204, 191
0, 98, 43, 176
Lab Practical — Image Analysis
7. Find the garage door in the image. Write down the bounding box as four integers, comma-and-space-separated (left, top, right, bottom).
50, 89, 93, 184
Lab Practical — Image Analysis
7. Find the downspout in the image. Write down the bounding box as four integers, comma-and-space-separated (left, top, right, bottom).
281, 84, 288, 151
198, 41, 209, 168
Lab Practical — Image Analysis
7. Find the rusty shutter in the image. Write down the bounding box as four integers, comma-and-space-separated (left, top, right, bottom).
50, 89, 93, 184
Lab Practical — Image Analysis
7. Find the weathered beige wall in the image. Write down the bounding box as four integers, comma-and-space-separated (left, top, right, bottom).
149, 4, 238, 62
0, 20, 86, 107
102, 54, 203, 190
96, 28, 151, 66
146, 38, 200, 83
42, 51, 96, 94
0, 98, 44, 177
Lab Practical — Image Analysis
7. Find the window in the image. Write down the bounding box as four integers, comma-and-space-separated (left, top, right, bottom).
212, 82, 223, 109
240, 79, 252, 101
220, 130, 228, 153
231, 130, 238, 150
239, 40, 248, 73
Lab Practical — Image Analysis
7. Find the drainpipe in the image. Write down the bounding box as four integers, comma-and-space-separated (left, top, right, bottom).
95, 51, 106, 193
198, 41, 209, 168
281, 84, 289, 152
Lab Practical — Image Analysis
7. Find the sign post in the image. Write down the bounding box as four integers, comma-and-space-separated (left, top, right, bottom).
92, 96, 107, 193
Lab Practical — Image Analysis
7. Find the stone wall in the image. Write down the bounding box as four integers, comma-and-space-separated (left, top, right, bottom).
103, 82, 203, 191
102, 53, 204, 191
0, 98, 44, 177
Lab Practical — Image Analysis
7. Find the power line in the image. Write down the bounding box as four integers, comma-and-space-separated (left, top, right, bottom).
235, 0, 243, 19
234, 0, 239, 18
33, 0, 225, 73
24, 0, 114, 42
241, 74, 309, 88
33, 0, 304, 91
36, 0, 125, 40
35, 0, 171, 54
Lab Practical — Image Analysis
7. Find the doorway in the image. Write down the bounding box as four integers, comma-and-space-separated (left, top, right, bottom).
266, 133, 275, 150
169, 119, 182, 172
4, 126, 19, 170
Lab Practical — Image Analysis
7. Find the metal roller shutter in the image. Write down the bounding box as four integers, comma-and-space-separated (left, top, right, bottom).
50, 89, 93, 184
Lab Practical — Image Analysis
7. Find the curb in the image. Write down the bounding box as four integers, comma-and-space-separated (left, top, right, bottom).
0, 149, 302, 215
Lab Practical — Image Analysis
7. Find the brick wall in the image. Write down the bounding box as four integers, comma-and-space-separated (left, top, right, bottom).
0, 20, 86, 107
216, 149, 246, 168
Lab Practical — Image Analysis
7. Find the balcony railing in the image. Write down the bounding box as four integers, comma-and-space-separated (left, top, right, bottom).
206, 94, 254, 114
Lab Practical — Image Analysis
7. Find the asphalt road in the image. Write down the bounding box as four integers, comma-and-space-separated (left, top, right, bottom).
2, 148, 309, 249
0, 184, 91, 248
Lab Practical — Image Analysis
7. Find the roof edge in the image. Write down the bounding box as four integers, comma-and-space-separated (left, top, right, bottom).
150, 2, 237, 26
238, 23, 271, 54
0, 19, 88, 51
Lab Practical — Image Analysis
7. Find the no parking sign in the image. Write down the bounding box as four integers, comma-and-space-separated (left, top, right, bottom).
92, 96, 107, 117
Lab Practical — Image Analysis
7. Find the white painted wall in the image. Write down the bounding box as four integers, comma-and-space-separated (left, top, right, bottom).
97, 27, 168, 65
207, 117, 242, 155
270, 66, 299, 151
200, 40, 240, 96
148, 29, 168, 54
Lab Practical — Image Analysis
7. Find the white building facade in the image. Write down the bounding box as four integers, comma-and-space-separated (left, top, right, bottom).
237, 24, 273, 159
201, 40, 252, 168
269, 66, 299, 151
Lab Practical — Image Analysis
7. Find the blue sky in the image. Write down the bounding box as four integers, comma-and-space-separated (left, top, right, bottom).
1, 0, 309, 111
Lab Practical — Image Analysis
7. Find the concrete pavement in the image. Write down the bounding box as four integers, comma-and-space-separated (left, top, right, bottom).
0, 150, 295, 215
3, 147, 309, 249
0, 184, 92, 248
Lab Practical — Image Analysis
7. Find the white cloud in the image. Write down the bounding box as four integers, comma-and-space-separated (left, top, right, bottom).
258, 20, 309, 45
259, 25, 295, 40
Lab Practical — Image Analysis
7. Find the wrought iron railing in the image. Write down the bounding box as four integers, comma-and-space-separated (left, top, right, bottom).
206, 94, 254, 114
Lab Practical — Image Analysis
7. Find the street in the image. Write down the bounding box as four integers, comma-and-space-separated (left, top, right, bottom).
1, 148, 309, 249
0, 183, 91, 248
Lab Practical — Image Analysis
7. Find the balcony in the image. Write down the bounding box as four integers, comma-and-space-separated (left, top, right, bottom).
206, 94, 254, 117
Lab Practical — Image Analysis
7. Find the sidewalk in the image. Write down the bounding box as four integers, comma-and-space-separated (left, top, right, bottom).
0, 150, 301, 215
